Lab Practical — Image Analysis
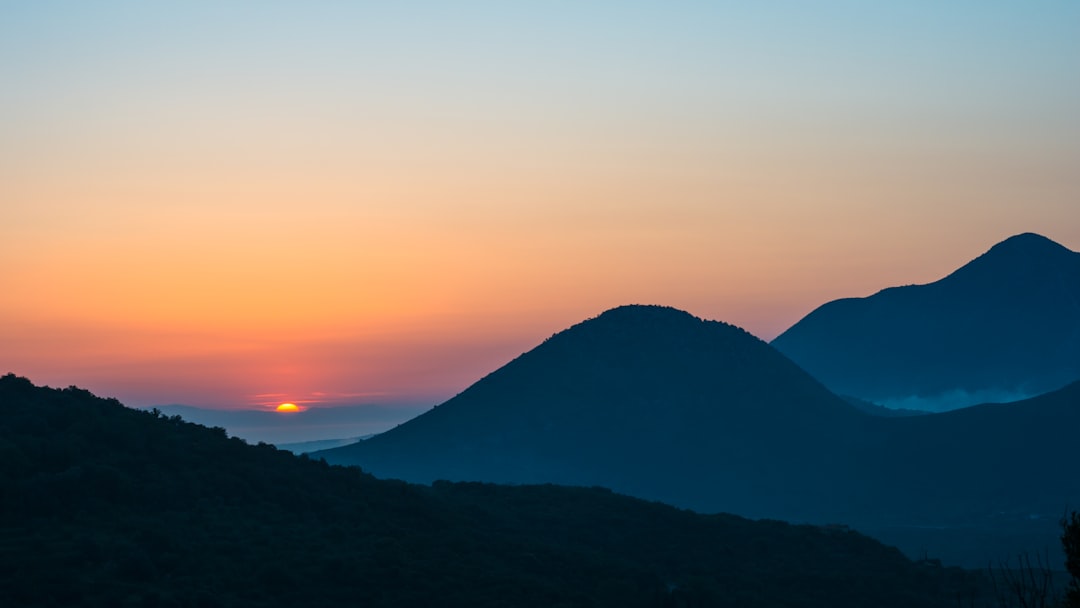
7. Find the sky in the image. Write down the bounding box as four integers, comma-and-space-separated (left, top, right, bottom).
3, 1, 1079, 412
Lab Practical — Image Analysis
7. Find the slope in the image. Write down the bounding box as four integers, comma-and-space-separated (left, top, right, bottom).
319, 305, 1080, 567
0, 374, 984, 608
839, 380, 1080, 565
320, 305, 871, 519
771, 233, 1080, 410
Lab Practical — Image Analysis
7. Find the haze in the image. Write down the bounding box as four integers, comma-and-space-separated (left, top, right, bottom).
3, 2, 1078, 409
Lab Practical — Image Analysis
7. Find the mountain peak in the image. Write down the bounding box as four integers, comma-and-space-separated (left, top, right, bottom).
578, 304, 705, 329
772, 232, 1080, 411
980, 232, 1072, 261
539, 304, 750, 352
569, 304, 708, 333
994, 231, 1066, 249
596, 303, 697, 319
945, 232, 1078, 285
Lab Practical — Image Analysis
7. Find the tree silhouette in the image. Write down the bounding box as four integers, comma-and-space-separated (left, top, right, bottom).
1064, 511, 1080, 608
0, 373, 995, 607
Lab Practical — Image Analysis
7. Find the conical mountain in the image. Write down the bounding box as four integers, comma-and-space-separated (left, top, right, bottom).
321, 305, 869, 518
771, 233, 1080, 410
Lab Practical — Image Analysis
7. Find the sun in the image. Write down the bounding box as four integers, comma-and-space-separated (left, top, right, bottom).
275, 402, 300, 413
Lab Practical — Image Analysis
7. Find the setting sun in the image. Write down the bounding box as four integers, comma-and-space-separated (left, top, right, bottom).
275, 403, 300, 413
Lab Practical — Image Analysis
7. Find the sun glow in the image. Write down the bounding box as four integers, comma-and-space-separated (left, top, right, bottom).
275, 403, 300, 413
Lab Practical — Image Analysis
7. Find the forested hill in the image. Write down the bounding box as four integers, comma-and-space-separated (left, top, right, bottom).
0, 374, 986, 608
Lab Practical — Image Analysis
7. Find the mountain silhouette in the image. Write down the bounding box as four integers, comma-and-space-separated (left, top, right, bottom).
319, 305, 870, 519
771, 233, 1080, 410
318, 304, 1080, 566
0, 374, 985, 607
861, 379, 1080, 514
842, 380, 1080, 565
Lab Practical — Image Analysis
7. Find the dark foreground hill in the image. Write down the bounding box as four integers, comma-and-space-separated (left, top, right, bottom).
772, 233, 1080, 411
0, 374, 986, 608
318, 305, 1080, 567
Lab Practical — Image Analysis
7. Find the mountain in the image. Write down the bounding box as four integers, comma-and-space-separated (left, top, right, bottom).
772, 233, 1080, 411
851, 380, 1080, 565
317, 304, 1080, 567
0, 374, 986, 608
319, 305, 871, 520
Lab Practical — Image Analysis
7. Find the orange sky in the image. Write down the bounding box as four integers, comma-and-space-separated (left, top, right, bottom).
3, 3, 1079, 409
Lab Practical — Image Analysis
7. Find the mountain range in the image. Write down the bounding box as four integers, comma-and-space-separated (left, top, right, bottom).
5, 230, 1077, 589
318, 305, 865, 516
318, 294, 1080, 566
772, 232, 1080, 410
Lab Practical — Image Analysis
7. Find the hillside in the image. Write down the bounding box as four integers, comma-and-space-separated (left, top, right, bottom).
320, 305, 871, 520
845, 381, 1080, 565
0, 373, 985, 608
771, 233, 1080, 410
318, 305, 1080, 567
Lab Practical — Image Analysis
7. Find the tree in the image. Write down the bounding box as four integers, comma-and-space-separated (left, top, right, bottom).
1064, 511, 1080, 608
988, 551, 1056, 608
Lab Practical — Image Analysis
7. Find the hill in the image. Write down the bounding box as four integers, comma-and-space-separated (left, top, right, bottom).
0, 373, 986, 607
318, 305, 1080, 567
771, 233, 1080, 411
844, 380, 1080, 565
320, 305, 871, 520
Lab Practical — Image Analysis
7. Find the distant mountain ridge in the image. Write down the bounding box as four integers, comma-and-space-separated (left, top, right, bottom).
772, 233, 1080, 411
145, 403, 426, 445
317, 303, 1080, 567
